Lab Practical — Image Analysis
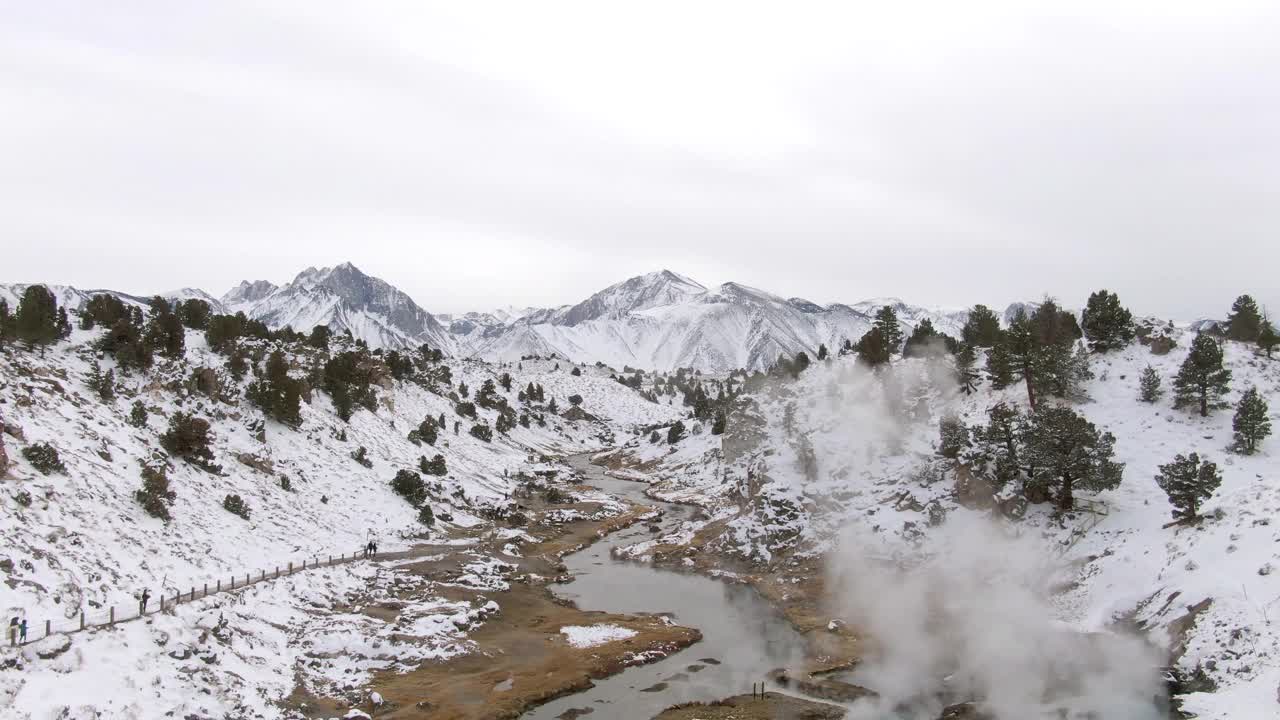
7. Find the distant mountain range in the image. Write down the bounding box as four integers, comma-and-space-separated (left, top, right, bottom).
3, 263, 1024, 372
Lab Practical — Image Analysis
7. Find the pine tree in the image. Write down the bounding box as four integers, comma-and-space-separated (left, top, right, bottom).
792, 351, 811, 376
667, 420, 685, 444
855, 326, 891, 367
160, 412, 220, 472
1258, 317, 1278, 359
972, 403, 1024, 492
873, 305, 904, 355
817, 343, 829, 361
146, 306, 185, 359
984, 336, 1015, 389
55, 308, 71, 340
499, 372, 513, 392
128, 400, 149, 428
87, 361, 115, 401
1139, 365, 1162, 403
391, 469, 427, 505
903, 319, 948, 358
1081, 290, 1135, 352
937, 415, 970, 459
0, 299, 11, 347
711, 410, 727, 435
246, 350, 302, 427
136, 464, 176, 521
954, 343, 979, 394
1173, 334, 1232, 417
419, 453, 447, 476
1232, 386, 1271, 455
1225, 294, 1262, 342
1022, 406, 1124, 510
14, 285, 61, 349
961, 304, 1003, 347
1155, 453, 1221, 521
469, 422, 493, 442
412, 417, 438, 446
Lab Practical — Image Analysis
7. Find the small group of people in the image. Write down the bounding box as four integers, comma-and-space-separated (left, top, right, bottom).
8, 616, 27, 644
363, 539, 379, 557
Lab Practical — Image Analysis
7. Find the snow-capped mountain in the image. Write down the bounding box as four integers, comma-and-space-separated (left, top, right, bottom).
6, 267, 982, 372
221, 279, 279, 311
455, 271, 972, 373
0, 284, 149, 313
223, 263, 453, 351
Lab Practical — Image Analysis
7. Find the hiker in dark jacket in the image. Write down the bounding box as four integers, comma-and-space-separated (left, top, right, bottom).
140, 588, 151, 614
18, 618, 27, 643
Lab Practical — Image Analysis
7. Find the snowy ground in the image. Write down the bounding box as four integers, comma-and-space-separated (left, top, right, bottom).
0, 328, 678, 718
612, 326, 1280, 718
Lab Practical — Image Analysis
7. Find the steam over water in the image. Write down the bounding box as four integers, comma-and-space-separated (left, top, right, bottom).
828, 516, 1166, 720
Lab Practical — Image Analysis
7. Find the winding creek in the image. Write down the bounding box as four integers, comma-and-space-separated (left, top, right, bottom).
523, 453, 810, 720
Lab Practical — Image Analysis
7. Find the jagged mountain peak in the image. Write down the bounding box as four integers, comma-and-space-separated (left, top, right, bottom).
556, 269, 707, 326
225, 262, 452, 351
222, 279, 279, 308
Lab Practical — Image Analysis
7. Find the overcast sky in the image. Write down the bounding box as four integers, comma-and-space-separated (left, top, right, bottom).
3, 1, 1277, 318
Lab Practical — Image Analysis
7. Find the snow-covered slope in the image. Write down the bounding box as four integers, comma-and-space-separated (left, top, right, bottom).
612, 327, 1280, 718
0, 320, 679, 716
459, 271, 972, 373
225, 263, 454, 351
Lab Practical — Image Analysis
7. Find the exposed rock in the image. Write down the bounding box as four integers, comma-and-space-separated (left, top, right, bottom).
190, 368, 220, 398
235, 452, 275, 475
3, 421, 25, 441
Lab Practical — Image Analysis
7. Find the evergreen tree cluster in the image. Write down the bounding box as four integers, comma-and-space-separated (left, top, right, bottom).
160, 412, 221, 473
246, 349, 305, 426
7, 285, 72, 349
944, 402, 1124, 510
985, 300, 1089, 408
1081, 290, 1136, 352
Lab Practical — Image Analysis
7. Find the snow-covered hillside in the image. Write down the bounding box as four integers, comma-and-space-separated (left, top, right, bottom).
458, 271, 972, 373
0, 320, 678, 717
609, 325, 1280, 718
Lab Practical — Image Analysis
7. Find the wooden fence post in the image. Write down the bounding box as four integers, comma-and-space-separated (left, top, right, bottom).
245, 574, 249, 587
80, 612, 85, 631
109, 607, 115, 626
204, 583, 208, 597
301, 559, 306, 570
216, 580, 221, 592
288, 562, 293, 574
45, 619, 50, 638
191, 587, 195, 602
275, 566, 279, 578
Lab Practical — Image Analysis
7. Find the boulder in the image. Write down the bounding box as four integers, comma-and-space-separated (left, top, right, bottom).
190, 368, 220, 398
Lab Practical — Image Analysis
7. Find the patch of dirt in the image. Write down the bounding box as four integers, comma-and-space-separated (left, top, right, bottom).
348, 488, 699, 720
651, 693, 846, 720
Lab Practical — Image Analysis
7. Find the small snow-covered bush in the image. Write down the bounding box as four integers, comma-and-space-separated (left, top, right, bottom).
22, 442, 66, 475
223, 494, 250, 519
